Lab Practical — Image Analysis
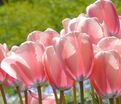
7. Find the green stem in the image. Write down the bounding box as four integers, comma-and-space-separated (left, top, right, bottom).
52, 88, 59, 104
0, 84, 7, 104
90, 83, 95, 104
115, 98, 119, 104
98, 96, 102, 104
73, 84, 77, 104
60, 90, 66, 104
117, 97, 121, 104
16, 86, 23, 104
60, 91, 63, 104
37, 85, 42, 104
109, 98, 114, 104
79, 81, 84, 104
24, 90, 28, 104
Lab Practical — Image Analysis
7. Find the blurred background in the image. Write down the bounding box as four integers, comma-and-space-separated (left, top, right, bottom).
0, 0, 120, 48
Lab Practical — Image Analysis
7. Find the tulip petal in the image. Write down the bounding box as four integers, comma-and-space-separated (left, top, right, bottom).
27, 28, 59, 47
97, 36, 121, 55
13, 41, 47, 84
87, 0, 120, 35
1, 54, 33, 86
43, 46, 74, 90
59, 32, 94, 81
91, 50, 121, 97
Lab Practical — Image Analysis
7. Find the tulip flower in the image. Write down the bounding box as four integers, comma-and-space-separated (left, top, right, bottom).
91, 50, 121, 98
91, 36, 121, 99
1, 41, 47, 104
43, 44, 74, 104
1, 41, 47, 88
43, 45, 74, 90
50, 32, 94, 104
62, 15, 104, 43
27, 28, 59, 47
57, 32, 94, 81
86, 0, 120, 36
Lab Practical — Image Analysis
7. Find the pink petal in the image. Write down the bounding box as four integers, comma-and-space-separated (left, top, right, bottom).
0, 43, 8, 62
77, 17, 104, 43
91, 50, 121, 97
67, 16, 104, 43
43, 46, 74, 90
58, 32, 94, 81
27, 28, 59, 47
0, 69, 6, 82
116, 16, 121, 38
97, 36, 121, 55
13, 41, 47, 85
87, 0, 120, 35
1, 54, 33, 87
62, 18, 71, 34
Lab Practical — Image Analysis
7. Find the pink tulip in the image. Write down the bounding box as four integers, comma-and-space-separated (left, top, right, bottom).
0, 43, 9, 82
62, 15, 104, 43
91, 50, 121, 98
91, 37, 121, 97
86, 0, 120, 35
43, 45, 74, 90
27, 28, 59, 47
1, 41, 47, 88
54, 32, 94, 82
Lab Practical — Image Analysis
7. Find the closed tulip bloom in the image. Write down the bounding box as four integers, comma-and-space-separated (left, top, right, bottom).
91, 37, 121, 98
1, 41, 47, 88
27, 28, 59, 47
56, 32, 94, 82
62, 16, 104, 43
43, 46, 74, 90
86, 0, 120, 35
91, 50, 121, 98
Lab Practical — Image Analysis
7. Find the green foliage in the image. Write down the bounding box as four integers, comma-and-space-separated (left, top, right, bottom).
0, 0, 120, 48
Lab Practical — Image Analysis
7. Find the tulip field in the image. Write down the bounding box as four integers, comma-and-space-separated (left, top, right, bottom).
1, 0, 121, 104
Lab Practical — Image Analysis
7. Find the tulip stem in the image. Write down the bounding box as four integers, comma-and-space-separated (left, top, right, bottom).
73, 84, 77, 104
109, 98, 114, 104
16, 86, 23, 104
98, 96, 102, 104
79, 81, 84, 104
117, 97, 121, 104
90, 83, 95, 104
37, 85, 42, 104
52, 88, 59, 104
0, 84, 7, 104
24, 90, 28, 104
60, 90, 66, 104
115, 97, 119, 104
